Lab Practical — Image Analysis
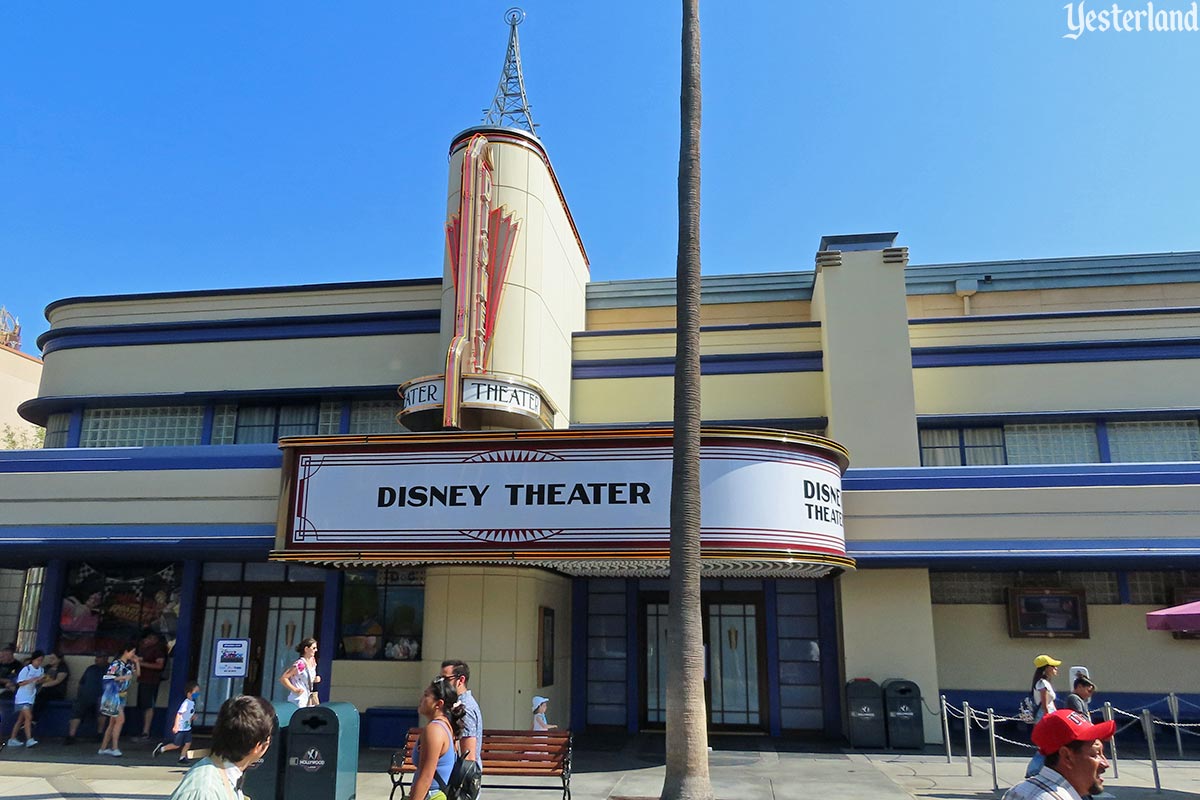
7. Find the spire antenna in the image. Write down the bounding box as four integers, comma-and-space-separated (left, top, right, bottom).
483, 8, 538, 133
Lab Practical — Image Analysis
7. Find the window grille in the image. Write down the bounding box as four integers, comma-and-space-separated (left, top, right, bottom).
1108, 420, 1200, 463
80, 407, 204, 447
1004, 423, 1100, 465
318, 402, 342, 435
349, 400, 406, 435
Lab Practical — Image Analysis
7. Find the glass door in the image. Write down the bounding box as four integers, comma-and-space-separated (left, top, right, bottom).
640, 592, 767, 731
705, 598, 763, 727
193, 584, 322, 726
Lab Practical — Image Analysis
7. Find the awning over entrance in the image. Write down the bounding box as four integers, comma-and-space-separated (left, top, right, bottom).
271, 427, 853, 577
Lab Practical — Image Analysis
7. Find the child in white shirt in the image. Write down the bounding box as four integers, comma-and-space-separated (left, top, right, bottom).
7, 650, 45, 748
532, 696, 557, 731
153, 681, 200, 763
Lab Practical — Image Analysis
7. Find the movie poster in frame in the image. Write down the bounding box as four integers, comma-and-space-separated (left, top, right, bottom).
1007, 588, 1090, 639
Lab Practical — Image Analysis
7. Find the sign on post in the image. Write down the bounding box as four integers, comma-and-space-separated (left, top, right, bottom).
213, 638, 251, 678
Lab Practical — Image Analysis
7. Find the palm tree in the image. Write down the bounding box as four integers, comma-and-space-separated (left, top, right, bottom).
662, 2, 713, 800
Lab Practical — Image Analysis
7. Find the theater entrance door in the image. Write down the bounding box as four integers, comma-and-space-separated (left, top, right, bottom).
192, 584, 321, 726
641, 591, 768, 731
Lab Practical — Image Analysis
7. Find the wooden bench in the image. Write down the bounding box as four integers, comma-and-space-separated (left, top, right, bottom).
389, 728, 572, 800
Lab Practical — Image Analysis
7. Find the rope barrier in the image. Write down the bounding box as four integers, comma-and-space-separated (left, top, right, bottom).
991, 732, 1038, 749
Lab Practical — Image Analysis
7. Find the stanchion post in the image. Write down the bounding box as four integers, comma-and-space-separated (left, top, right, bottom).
987, 708, 999, 792
1170, 692, 1183, 758
1142, 709, 1161, 793
963, 701, 973, 777
1104, 702, 1119, 779
941, 695, 953, 764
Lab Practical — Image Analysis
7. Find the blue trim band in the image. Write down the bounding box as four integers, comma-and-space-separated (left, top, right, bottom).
573, 351, 823, 380
845, 462, 1200, 490
848, 537, 1200, 568
0, 525, 277, 566
912, 305, 1200, 326
39, 309, 440, 354
913, 337, 1200, 368
0, 444, 283, 473
573, 321, 820, 339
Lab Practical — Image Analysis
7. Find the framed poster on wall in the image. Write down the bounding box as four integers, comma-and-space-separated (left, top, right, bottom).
1007, 588, 1089, 639
538, 606, 555, 687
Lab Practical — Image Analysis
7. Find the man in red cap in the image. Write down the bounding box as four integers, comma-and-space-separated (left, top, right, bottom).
1002, 709, 1115, 799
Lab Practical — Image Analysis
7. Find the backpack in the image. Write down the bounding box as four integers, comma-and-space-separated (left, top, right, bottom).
1017, 696, 1037, 724
435, 747, 482, 800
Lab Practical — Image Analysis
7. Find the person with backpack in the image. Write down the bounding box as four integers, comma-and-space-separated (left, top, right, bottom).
1025, 654, 1062, 778
410, 676, 469, 800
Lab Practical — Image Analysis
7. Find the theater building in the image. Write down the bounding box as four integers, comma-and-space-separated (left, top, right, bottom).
3, 20, 1200, 745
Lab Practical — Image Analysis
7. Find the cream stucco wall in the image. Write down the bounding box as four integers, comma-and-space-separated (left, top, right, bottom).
38, 335, 441, 400
571, 372, 826, 425
421, 565, 572, 731
585, 299, 813, 330
844, 482, 1200, 543
1, 344, 42, 435
0, 467, 279, 526
914, 359, 1200, 416
812, 250, 919, 467
329, 659, 429, 711
907, 282, 1200, 318
933, 604, 1200, 694
839, 569, 942, 743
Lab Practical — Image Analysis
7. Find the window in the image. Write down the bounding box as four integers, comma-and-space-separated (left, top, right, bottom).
1108, 420, 1200, 463
349, 400, 406, 435
43, 413, 71, 448
15, 568, 44, 652
318, 401, 342, 435
919, 428, 1005, 466
586, 579, 627, 726
59, 563, 181, 655
80, 407, 204, 447
1004, 423, 1099, 464
930, 571, 1119, 605
340, 569, 424, 660
212, 404, 237, 445
234, 405, 319, 443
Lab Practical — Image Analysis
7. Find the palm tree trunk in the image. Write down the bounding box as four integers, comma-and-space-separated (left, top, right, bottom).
662, 1, 712, 799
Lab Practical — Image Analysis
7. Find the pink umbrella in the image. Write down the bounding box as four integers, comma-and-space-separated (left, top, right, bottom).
1146, 600, 1200, 632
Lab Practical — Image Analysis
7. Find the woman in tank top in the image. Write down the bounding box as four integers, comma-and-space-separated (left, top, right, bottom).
409, 675, 467, 800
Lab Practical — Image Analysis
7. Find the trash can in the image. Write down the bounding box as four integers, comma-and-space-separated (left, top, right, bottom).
882, 678, 924, 749
242, 701, 298, 800
846, 678, 886, 747
283, 702, 360, 800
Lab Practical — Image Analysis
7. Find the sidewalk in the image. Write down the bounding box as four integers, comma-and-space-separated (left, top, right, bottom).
3, 736, 1200, 799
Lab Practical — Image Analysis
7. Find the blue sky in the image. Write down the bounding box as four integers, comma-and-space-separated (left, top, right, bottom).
3, 1, 1199, 352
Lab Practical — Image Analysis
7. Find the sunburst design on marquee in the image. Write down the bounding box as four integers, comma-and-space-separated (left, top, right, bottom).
464, 449, 563, 463
460, 528, 564, 543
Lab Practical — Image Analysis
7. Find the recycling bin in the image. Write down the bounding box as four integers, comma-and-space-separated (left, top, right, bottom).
845, 678, 886, 748
882, 678, 924, 749
242, 701, 297, 800
282, 702, 360, 800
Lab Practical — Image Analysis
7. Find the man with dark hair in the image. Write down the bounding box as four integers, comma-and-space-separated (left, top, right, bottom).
441, 659, 483, 767
136, 630, 169, 740
167, 695, 273, 800
1002, 709, 1115, 800
1063, 674, 1097, 716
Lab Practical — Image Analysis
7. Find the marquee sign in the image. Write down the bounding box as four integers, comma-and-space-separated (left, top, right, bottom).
273, 428, 854, 575
399, 373, 553, 429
